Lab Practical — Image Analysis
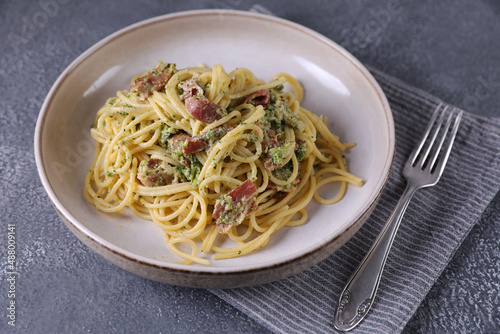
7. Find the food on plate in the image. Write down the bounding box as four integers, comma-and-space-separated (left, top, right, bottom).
84, 62, 362, 264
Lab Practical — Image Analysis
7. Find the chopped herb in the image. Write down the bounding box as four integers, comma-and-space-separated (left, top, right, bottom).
269, 142, 294, 166
295, 142, 307, 161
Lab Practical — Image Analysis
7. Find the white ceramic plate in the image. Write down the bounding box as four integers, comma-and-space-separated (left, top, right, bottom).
34, 9, 395, 288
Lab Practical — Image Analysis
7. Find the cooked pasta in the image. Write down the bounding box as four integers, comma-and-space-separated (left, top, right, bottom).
84, 62, 363, 265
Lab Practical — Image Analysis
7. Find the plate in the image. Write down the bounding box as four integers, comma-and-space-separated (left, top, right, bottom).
34, 9, 395, 288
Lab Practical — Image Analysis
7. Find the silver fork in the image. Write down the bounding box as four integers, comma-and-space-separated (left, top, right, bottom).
333, 104, 463, 331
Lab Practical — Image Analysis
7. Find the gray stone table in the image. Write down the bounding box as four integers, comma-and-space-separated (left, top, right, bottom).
1, 1, 499, 333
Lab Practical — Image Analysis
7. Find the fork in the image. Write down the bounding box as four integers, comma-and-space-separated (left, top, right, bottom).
333, 104, 463, 331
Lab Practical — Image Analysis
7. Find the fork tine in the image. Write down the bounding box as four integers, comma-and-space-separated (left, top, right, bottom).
427, 110, 455, 171
417, 105, 449, 169
430, 108, 463, 175
408, 103, 443, 166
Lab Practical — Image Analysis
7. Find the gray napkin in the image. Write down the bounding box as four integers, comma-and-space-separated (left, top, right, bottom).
210, 68, 500, 334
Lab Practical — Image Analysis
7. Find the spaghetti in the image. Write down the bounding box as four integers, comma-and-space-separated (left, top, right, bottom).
84, 62, 363, 265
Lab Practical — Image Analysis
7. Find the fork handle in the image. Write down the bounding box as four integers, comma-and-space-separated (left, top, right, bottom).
333, 183, 417, 331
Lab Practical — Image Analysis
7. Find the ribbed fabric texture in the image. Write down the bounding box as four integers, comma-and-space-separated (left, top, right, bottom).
210, 69, 500, 334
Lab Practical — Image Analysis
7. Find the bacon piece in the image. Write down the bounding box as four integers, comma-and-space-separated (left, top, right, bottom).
130, 63, 176, 101
178, 77, 225, 123
185, 97, 225, 124
227, 180, 258, 203
263, 159, 278, 171
244, 89, 270, 108
168, 134, 190, 151
179, 78, 205, 101
213, 180, 258, 234
183, 137, 208, 154
183, 125, 233, 154
137, 159, 178, 187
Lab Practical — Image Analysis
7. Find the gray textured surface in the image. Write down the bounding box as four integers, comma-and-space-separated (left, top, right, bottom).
0, 1, 499, 333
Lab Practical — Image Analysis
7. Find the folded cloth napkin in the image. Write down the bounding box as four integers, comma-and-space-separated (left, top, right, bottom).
210, 68, 500, 334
